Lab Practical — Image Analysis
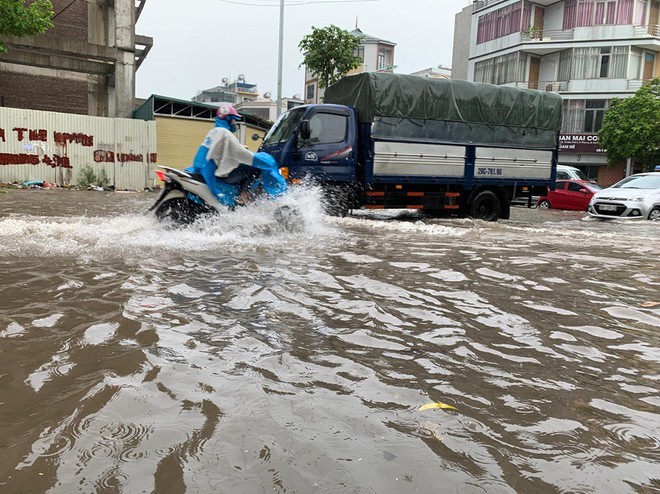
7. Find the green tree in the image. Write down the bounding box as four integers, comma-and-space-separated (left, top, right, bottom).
299, 25, 363, 90
598, 77, 660, 171
0, 0, 53, 53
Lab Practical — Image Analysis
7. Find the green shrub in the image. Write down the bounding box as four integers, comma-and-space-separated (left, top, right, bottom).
77, 165, 110, 188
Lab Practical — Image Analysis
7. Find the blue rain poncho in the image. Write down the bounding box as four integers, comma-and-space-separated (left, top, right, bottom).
185, 117, 287, 207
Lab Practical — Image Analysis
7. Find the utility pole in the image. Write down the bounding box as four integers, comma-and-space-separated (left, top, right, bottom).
276, 0, 284, 118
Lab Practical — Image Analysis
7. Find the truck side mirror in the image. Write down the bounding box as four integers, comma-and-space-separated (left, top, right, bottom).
300, 120, 311, 140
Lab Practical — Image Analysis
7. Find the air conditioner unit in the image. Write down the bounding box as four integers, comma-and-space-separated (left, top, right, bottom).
545, 82, 560, 92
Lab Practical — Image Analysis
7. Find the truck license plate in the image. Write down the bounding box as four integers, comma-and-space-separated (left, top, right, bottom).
600, 204, 617, 211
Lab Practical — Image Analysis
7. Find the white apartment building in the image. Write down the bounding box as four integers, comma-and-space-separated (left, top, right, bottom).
453, 0, 660, 184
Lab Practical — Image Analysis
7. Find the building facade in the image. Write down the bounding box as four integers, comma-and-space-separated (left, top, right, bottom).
304, 28, 397, 104
192, 75, 260, 106
0, 0, 151, 118
453, 0, 660, 184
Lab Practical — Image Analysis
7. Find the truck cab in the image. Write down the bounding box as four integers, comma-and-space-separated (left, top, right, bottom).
260, 105, 359, 186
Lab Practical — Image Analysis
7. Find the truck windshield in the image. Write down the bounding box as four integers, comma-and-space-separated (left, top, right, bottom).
263, 108, 305, 145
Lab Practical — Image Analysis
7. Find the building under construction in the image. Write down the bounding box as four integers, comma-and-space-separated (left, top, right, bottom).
0, 0, 152, 118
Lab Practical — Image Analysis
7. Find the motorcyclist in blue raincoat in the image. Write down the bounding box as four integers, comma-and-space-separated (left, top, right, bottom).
185, 104, 287, 207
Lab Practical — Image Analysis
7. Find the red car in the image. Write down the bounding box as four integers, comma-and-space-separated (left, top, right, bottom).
537, 180, 603, 211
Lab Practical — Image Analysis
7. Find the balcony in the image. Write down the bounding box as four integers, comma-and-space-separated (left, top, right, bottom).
510, 79, 649, 94
521, 28, 574, 42
520, 24, 660, 43
635, 24, 660, 36
511, 80, 569, 91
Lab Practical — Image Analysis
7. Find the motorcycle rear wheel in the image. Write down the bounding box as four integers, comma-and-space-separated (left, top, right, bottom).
155, 197, 207, 225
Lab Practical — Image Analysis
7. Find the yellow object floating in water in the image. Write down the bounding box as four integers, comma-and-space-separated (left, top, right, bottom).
419, 402, 457, 411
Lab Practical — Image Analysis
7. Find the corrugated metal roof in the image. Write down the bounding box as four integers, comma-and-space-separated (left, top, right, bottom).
133, 94, 272, 130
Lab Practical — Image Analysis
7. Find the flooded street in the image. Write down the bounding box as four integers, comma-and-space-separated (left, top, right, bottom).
1, 188, 659, 494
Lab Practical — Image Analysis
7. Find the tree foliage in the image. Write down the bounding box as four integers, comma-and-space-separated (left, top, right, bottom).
0, 0, 53, 53
299, 25, 363, 90
598, 77, 660, 170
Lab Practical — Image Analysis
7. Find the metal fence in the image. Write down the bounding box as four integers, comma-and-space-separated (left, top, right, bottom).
0, 107, 157, 190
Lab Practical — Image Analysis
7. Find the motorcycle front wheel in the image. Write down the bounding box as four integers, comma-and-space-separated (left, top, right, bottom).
154, 197, 208, 225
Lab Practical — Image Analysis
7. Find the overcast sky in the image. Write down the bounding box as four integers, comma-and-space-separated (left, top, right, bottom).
135, 0, 472, 101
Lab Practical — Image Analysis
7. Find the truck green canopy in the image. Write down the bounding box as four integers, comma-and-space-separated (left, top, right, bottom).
323, 72, 563, 150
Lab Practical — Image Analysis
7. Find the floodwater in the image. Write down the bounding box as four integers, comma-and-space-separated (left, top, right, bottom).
0, 188, 659, 494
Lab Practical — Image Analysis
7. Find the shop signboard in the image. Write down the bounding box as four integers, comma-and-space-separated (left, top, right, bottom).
559, 134, 605, 154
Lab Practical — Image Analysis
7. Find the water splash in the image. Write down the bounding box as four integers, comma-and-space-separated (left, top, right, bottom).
0, 185, 336, 260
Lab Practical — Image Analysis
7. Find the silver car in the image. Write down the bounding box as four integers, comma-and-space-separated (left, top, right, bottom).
588, 172, 660, 220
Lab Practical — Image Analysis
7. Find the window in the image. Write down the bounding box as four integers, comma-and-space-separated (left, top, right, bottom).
306, 112, 348, 145
353, 46, 364, 62
306, 84, 315, 100
474, 52, 524, 84
562, 99, 609, 133
377, 49, 393, 70
559, 49, 572, 80
477, 1, 531, 44
634, 0, 647, 23
568, 46, 628, 79
630, 47, 643, 78
564, 0, 644, 28
599, 47, 611, 77
263, 107, 305, 145
594, 1, 617, 24
567, 181, 586, 192
247, 108, 270, 120
585, 100, 607, 132
611, 46, 628, 77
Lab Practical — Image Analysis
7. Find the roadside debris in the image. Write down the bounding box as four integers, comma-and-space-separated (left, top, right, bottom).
419, 402, 458, 411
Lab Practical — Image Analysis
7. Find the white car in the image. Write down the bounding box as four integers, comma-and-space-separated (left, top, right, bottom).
557, 165, 591, 181
588, 172, 660, 220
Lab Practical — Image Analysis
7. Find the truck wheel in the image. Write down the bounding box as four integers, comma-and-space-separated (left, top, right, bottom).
324, 185, 352, 217
469, 190, 501, 221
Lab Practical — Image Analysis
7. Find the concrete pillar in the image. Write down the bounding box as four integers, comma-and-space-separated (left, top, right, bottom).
86, 0, 135, 118
113, 0, 136, 118
88, 0, 109, 116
